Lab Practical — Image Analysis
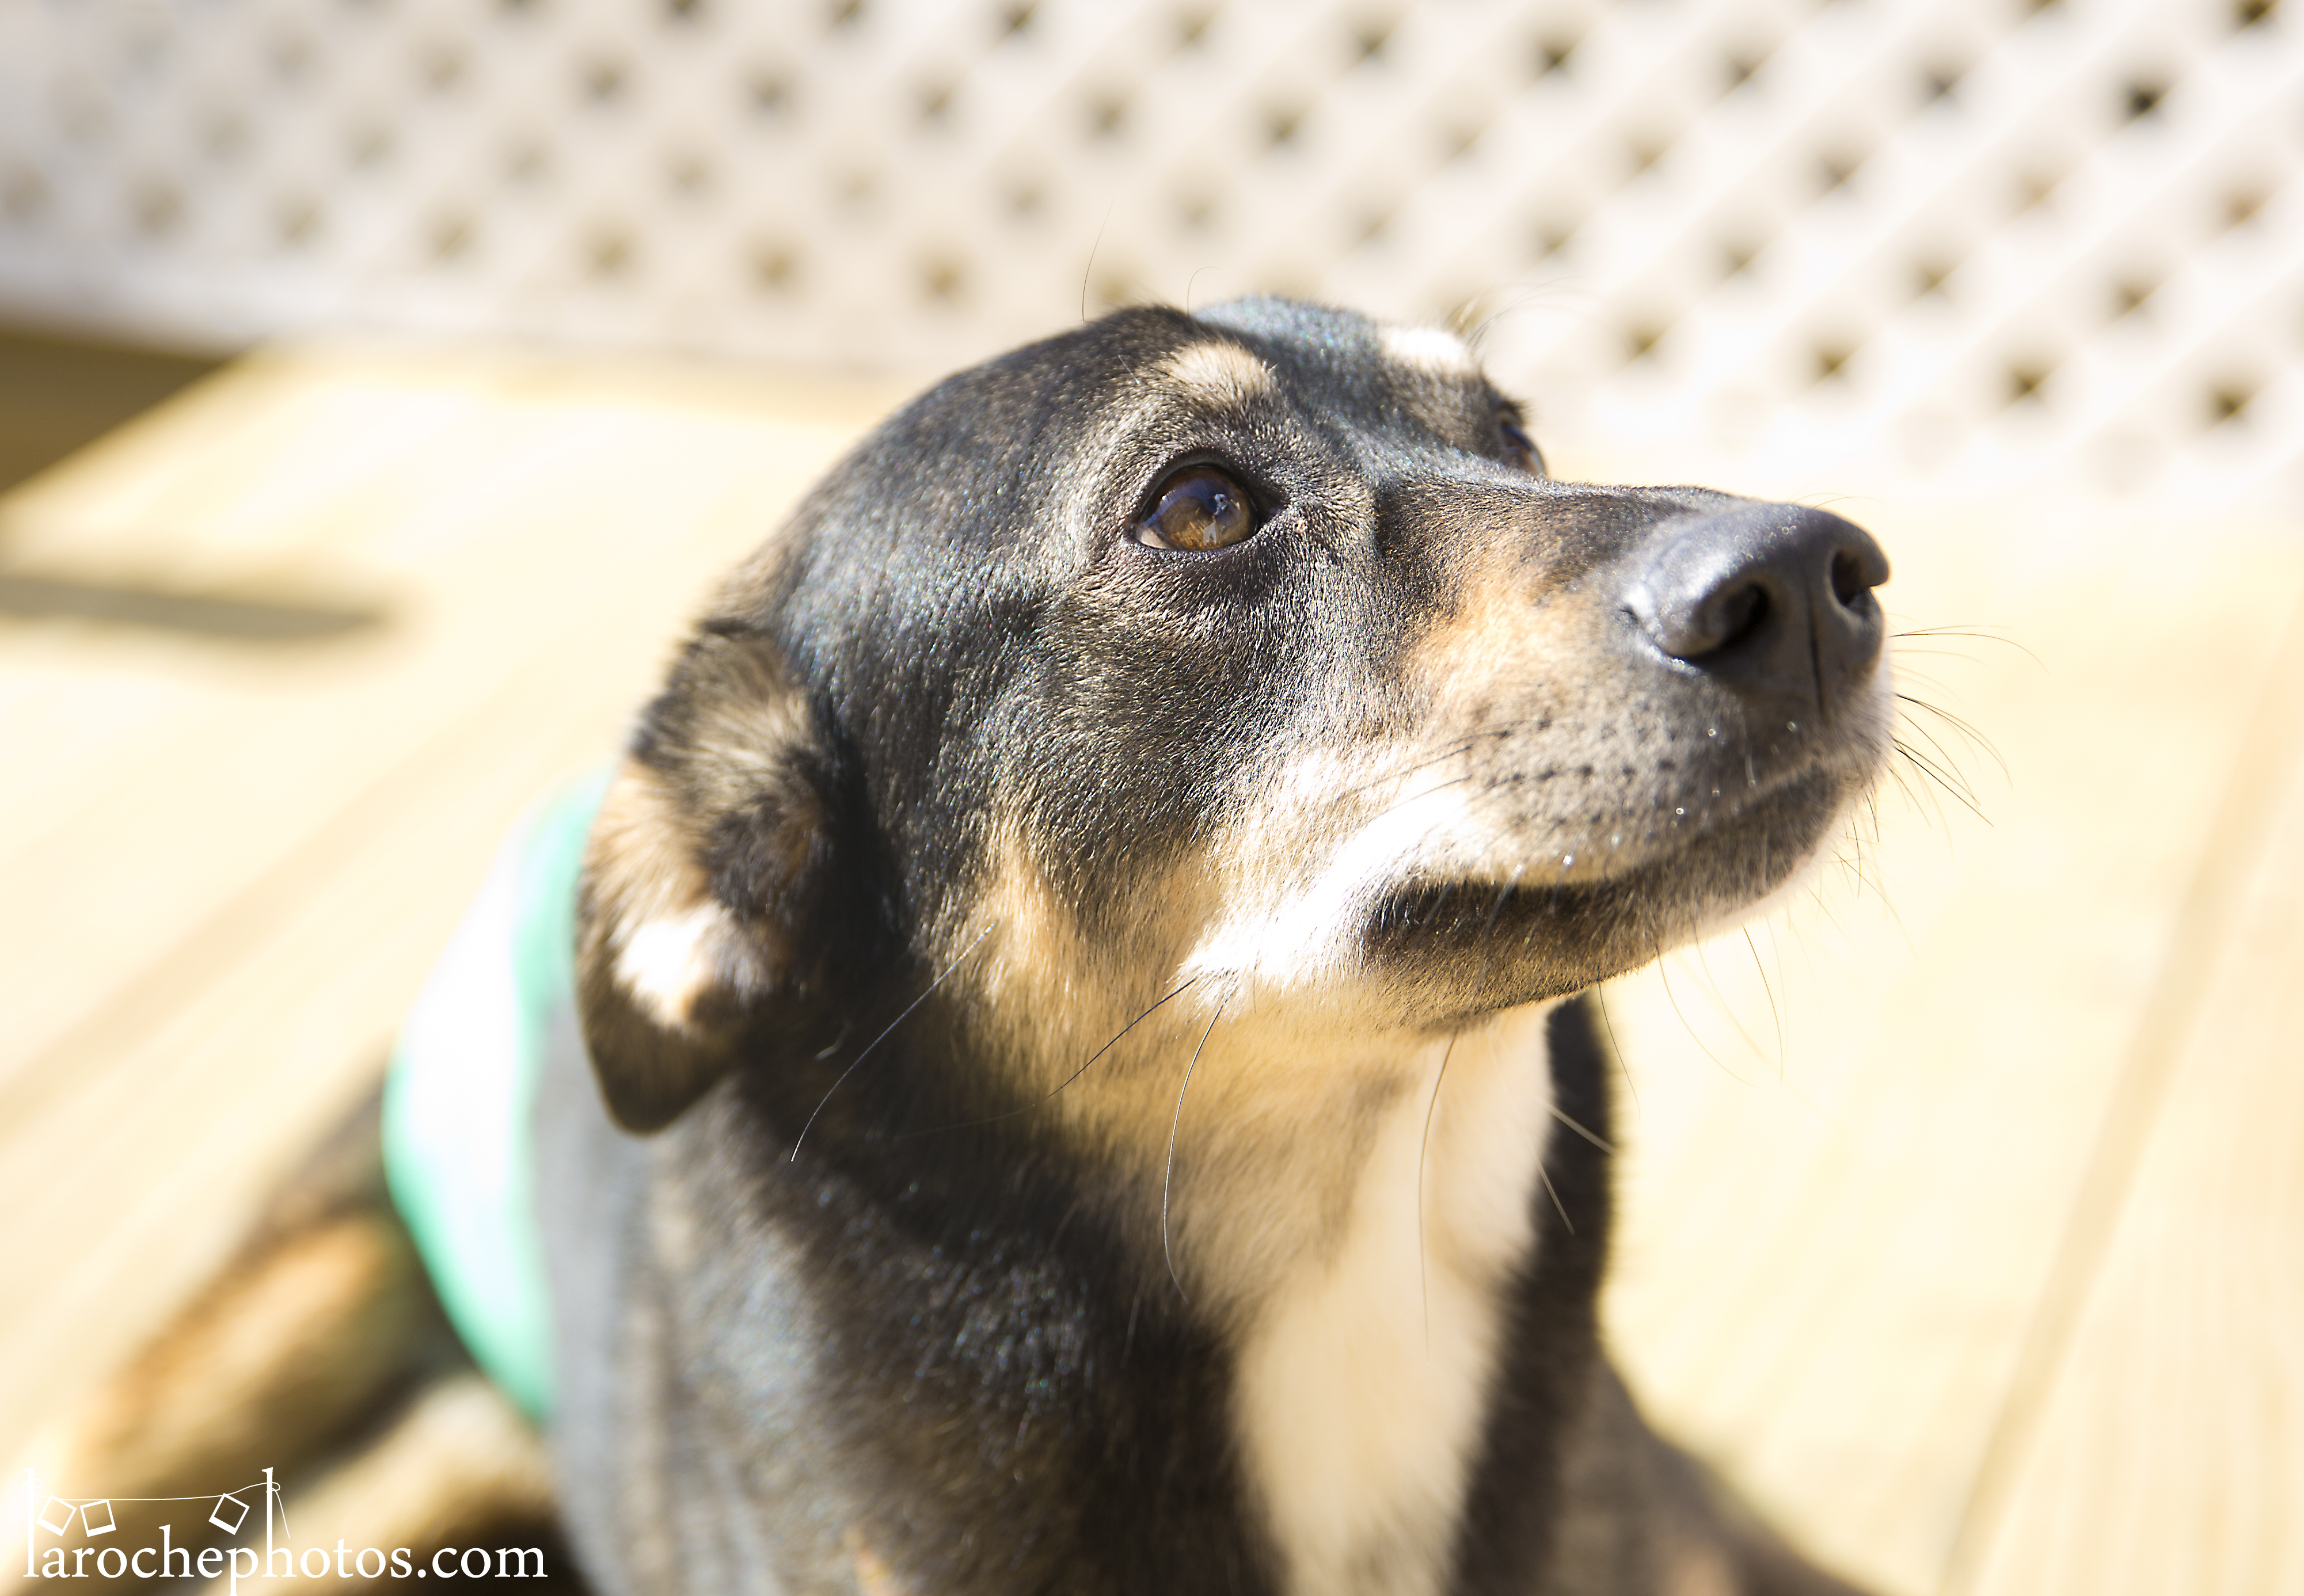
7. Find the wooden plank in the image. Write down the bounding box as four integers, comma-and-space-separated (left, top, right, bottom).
1596, 502, 2304, 1595
1957, 593, 2304, 1596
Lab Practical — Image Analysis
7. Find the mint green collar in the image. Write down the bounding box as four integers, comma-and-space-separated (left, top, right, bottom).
383, 774, 606, 1423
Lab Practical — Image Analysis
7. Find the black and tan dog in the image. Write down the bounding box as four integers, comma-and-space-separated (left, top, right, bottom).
28, 299, 1891, 1595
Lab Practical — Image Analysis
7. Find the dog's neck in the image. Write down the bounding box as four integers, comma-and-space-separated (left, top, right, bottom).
1155, 1000, 1564, 1596
835, 943, 1574, 1594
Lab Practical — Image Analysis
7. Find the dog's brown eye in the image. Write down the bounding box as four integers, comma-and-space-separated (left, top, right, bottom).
1138, 467, 1257, 551
1500, 417, 1543, 474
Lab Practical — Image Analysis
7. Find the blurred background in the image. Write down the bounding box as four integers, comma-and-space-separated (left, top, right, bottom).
2, 2, 2300, 1594
3, 0, 2298, 496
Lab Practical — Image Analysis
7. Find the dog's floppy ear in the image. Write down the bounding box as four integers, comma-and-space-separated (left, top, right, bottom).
576, 630, 834, 1132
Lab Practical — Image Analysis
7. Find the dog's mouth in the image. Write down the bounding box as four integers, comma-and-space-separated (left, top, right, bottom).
1358, 761, 1860, 1009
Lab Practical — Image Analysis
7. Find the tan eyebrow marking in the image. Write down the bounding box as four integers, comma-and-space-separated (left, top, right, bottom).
1379, 324, 1480, 379
1162, 342, 1279, 408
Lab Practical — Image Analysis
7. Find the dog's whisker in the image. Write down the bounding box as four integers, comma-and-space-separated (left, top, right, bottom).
1093, 984, 1210, 1077
788, 921, 998, 1162
1880, 752, 1923, 814
1895, 692, 2008, 780
1885, 741, 1955, 833
1534, 1159, 1573, 1237
1480, 1025, 1574, 1238
1691, 924, 1771, 1068
1416, 1034, 1458, 1350
1889, 622, 2044, 668
1545, 1100, 1614, 1155
1654, 935, 1758, 1088
1458, 280, 1582, 353
1894, 741, 1990, 825
1743, 926, 1785, 1076
1855, 812, 1882, 900
893, 974, 1206, 1141
1830, 803, 1918, 954
1807, 844, 1870, 947
1891, 713, 1987, 809
1160, 996, 1228, 1302
1328, 744, 1481, 807
1470, 861, 1533, 998
1078, 205, 1113, 325
1590, 983, 1640, 1116
1325, 713, 1567, 813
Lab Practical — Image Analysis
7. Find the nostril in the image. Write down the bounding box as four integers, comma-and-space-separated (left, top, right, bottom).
1830, 548, 1870, 608
1712, 583, 1768, 654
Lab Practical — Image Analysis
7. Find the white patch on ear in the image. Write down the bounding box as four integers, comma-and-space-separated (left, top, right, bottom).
613, 900, 746, 1030
1232, 1004, 1557, 1596
584, 757, 774, 1038
1379, 324, 1478, 379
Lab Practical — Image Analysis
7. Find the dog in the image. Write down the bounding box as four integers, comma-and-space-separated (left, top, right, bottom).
21, 298, 1891, 1596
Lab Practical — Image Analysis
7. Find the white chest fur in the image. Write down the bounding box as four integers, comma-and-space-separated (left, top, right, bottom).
1229, 1004, 1558, 1596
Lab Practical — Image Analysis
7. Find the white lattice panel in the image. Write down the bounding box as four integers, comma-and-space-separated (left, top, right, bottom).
1, 0, 2298, 502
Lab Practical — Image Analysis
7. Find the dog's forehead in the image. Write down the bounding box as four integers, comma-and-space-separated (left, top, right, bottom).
1189, 296, 1474, 371
998, 300, 1512, 525
1172, 298, 1491, 417
949, 298, 1496, 455
737, 301, 1512, 690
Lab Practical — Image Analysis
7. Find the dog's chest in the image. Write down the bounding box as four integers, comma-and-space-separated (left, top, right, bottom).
1223, 1005, 1558, 1596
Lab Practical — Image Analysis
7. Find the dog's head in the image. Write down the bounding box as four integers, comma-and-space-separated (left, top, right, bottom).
575, 298, 1892, 1137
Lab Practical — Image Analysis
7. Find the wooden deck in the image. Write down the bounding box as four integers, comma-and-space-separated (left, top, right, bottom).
1, 340, 2297, 1595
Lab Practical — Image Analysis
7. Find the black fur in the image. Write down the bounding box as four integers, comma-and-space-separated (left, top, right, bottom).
1453, 998, 1614, 1594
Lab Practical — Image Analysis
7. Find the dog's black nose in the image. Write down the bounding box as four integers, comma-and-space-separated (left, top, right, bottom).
1624, 503, 1889, 709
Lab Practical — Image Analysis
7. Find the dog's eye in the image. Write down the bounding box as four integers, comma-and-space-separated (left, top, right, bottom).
1500, 417, 1543, 474
1138, 467, 1257, 551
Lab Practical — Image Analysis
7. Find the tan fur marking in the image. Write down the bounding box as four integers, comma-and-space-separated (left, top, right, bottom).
1409, 537, 1581, 712
1666, 1544, 1742, 1596
952, 814, 1220, 1110
952, 821, 1109, 1078
1162, 342, 1279, 410
845, 1530, 908, 1596
963, 820, 1098, 1013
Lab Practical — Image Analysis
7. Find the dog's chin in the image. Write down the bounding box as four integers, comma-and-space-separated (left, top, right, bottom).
1362, 767, 1860, 1024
